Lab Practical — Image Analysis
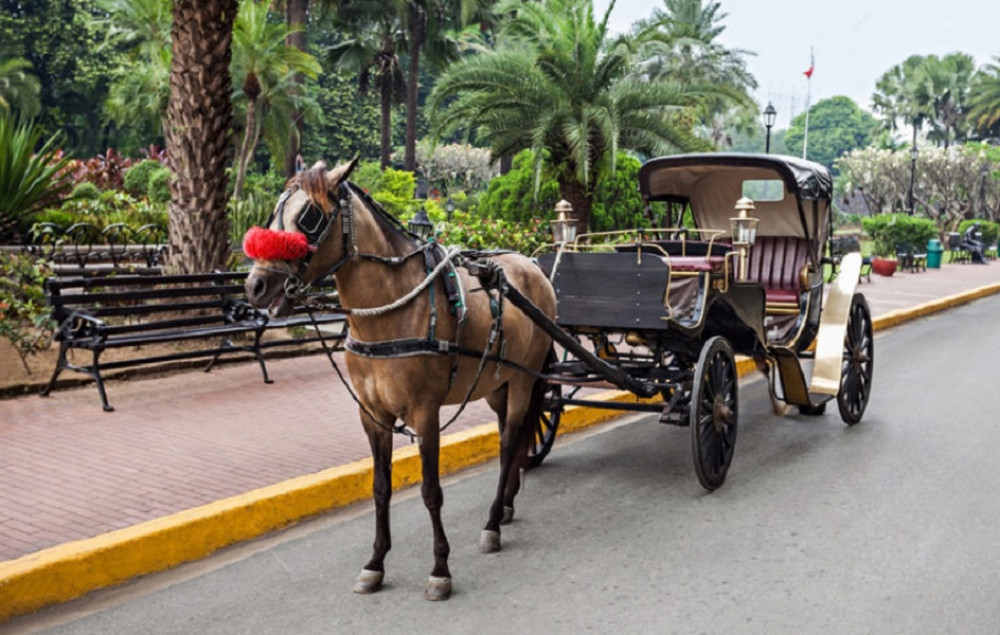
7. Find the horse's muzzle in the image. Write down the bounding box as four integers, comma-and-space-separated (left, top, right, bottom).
245, 270, 292, 317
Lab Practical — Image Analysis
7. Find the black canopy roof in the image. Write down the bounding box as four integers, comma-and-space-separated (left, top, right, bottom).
638, 153, 833, 202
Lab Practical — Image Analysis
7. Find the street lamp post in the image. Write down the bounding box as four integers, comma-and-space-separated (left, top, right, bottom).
763, 102, 777, 154
445, 197, 455, 223
908, 142, 917, 215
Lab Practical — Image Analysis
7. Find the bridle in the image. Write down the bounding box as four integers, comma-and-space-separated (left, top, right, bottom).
250, 181, 357, 300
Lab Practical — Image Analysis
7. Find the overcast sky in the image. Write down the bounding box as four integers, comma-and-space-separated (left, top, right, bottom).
594, 0, 1000, 128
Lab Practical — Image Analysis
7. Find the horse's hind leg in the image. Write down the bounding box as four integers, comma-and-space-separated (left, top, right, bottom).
415, 414, 453, 601
486, 386, 518, 525
480, 379, 533, 553
354, 410, 394, 595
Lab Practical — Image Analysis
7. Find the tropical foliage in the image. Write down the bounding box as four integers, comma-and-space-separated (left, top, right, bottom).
430, 0, 731, 230
0, 114, 74, 242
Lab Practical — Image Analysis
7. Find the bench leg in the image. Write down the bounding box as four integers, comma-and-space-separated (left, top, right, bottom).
40, 342, 69, 397
252, 329, 273, 384
91, 351, 115, 412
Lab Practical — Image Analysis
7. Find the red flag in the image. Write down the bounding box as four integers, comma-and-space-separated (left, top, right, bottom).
803, 50, 814, 79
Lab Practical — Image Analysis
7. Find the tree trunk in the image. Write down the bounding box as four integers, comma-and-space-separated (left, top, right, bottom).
558, 178, 592, 234
404, 4, 425, 173
165, 0, 236, 274
380, 80, 392, 170
284, 0, 308, 176
233, 97, 258, 200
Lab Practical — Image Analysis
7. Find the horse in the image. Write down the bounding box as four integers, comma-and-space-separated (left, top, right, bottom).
243, 159, 557, 601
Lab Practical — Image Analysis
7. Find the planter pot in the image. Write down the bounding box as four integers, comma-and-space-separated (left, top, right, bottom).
871, 257, 897, 277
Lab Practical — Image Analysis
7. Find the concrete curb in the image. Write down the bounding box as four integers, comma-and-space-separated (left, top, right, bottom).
3, 282, 1000, 621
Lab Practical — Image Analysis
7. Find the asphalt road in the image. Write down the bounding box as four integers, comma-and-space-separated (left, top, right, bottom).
15, 295, 1000, 634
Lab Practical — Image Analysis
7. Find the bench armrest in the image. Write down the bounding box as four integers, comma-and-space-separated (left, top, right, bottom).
57, 311, 107, 342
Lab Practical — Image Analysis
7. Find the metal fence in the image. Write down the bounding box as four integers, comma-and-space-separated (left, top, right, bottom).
8, 222, 169, 272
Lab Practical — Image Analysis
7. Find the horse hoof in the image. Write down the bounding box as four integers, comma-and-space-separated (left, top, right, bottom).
479, 529, 501, 553
353, 569, 384, 594
425, 576, 452, 601
501, 505, 515, 525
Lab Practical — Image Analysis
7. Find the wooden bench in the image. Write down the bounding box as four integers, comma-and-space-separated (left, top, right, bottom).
40, 271, 347, 411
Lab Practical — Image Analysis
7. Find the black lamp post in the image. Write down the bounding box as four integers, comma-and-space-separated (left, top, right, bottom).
908, 142, 917, 215
408, 207, 433, 240
763, 102, 777, 154
445, 197, 455, 223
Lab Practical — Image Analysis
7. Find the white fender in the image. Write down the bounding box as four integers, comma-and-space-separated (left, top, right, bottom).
809, 252, 862, 395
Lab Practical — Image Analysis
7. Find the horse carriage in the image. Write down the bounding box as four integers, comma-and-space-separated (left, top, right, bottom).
242, 153, 872, 600
525, 152, 874, 490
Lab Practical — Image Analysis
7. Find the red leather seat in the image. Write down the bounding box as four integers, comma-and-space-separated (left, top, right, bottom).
669, 256, 726, 273
746, 236, 809, 305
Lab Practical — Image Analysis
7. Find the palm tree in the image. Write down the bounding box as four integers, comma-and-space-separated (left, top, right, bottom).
165, 0, 238, 274
283, 0, 309, 177
872, 54, 975, 150
0, 57, 41, 119
430, 0, 718, 230
231, 0, 322, 199
634, 0, 756, 140
326, 0, 408, 169
99, 0, 173, 139
968, 57, 1000, 141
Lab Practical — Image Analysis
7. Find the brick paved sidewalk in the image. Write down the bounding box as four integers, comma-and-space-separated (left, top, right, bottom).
1, 262, 998, 562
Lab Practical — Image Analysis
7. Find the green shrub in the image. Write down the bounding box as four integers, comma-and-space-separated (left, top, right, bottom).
147, 168, 171, 204
71, 182, 101, 200
123, 159, 162, 197
0, 252, 55, 372
861, 214, 938, 257
477, 150, 561, 224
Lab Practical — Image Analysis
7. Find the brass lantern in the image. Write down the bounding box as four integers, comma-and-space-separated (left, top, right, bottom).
550, 200, 577, 245
730, 197, 759, 281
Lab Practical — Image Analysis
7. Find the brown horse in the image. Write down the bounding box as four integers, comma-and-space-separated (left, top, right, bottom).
243, 160, 556, 600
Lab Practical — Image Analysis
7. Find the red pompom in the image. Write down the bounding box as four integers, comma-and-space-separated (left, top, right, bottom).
242, 226, 309, 260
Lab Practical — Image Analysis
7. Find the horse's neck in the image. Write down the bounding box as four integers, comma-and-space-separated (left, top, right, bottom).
335, 202, 431, 335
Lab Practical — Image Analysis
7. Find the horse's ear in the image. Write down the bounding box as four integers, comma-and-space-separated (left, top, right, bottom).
326, 157, 360, 188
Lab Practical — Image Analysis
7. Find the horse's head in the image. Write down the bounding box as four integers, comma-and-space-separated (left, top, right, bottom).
244, 158, 358, 316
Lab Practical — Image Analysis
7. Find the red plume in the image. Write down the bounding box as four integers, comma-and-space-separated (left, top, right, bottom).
242, 226, 309, 260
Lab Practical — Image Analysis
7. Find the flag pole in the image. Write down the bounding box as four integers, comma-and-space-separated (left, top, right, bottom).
802, 47, 814, 160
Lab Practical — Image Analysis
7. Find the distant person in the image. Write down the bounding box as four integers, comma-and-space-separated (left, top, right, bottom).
961, 223, 987, 264
295, 154, 305, 174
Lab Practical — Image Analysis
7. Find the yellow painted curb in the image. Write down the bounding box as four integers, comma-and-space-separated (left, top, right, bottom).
3, 281, 1000, 622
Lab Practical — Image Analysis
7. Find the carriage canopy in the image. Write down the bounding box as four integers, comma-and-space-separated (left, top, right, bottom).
638, 153, 833, 244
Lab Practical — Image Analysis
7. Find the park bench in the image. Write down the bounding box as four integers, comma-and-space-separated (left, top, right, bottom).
895, 242, 927, 272
40, 271, 347, 411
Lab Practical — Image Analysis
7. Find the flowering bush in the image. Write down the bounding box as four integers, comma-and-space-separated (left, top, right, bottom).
0, 252, 55, 372
437, 212, 550, 254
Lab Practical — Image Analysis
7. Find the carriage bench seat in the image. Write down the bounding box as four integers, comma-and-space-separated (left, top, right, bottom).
40, 272, 347, 411
668, 255, 727, 273
747, 236, 810, 309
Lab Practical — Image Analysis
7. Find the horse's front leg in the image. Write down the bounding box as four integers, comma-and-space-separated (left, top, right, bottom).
353, 408, 394, 595
416, 412, 452, 601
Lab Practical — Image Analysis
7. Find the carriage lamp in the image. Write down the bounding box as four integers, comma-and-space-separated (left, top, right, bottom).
550, 200, 577, 244
730, 197, 759, 281
409, 207, 434, 240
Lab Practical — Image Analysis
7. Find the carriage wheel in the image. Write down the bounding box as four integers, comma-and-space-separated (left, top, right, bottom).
691, 336, 739, 491
527, 382, 561, 470
837, 293, 874, 425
